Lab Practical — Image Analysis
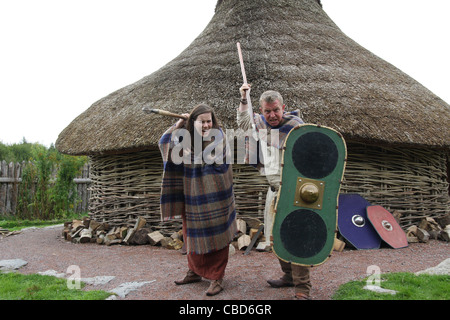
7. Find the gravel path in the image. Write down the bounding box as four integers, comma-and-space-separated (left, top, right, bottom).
0, 225, 448, 300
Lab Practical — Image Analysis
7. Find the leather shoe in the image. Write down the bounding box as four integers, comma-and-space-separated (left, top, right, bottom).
295, 292, 311, 300
267, 278, 294, 288
206, 279, 223, 296
174, 270, 202, 285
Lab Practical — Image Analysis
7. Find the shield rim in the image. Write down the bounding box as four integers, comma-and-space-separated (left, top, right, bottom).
272, 123, 347, 266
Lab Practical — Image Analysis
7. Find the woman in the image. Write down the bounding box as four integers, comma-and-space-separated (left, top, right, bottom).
158, 104, 237, 296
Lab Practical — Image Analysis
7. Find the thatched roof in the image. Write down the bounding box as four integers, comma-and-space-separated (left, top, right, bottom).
56, 0, 450, 156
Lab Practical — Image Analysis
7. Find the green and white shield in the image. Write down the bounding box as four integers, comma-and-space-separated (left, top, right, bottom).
272, 124, 347, 266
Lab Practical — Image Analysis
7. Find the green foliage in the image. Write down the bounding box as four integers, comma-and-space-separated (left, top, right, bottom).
0, 212, 87, 231
0, 138, 35, 163
2, 140, 88, 220
0, 272, 112, 300
332, 272, 450, 300
51, 151, 87, 216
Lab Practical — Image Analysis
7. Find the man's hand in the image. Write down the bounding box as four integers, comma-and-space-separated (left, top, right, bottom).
239, 83, 251, 112
240, 83, 251, 99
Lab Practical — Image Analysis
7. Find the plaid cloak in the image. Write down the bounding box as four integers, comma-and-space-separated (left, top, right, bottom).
158, 125, 237, 255
237, 110, 304, 172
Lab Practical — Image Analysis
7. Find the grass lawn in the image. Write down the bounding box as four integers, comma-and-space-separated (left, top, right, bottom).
0, 272, 112, 300
332, 272, 450, 300
1, 216, 113, 300
0, 218, 69, 231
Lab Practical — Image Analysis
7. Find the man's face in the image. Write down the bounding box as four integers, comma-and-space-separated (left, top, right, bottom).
260, 100, 285, 127
193, 112, 213, 137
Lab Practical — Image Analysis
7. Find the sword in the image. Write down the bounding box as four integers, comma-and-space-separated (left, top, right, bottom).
236, 42, 258, 141
142, 106, 188, 120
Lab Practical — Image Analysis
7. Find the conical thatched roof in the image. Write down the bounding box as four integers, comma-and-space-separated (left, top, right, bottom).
56, 0, 450, 156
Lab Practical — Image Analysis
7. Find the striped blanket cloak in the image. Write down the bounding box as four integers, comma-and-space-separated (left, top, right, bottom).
238, 110, 304, 173
158, 125, 237, 255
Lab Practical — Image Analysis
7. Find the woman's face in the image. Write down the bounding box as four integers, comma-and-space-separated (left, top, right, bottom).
193, 112, 213, 137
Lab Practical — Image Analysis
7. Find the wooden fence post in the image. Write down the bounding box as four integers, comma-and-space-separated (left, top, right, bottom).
0, 161, 91, 216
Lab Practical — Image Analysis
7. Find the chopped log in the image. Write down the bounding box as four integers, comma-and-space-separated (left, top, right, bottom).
428, 230, 439, 240
82, 216, 91, 228
71, 220, 84, 231
119, 227, 128, 239
105, 227, 119, 242
419, 217, 441, 232
406, 225, 419, 243
333, 238, 346, 252
79, 229, 92, 243
160, 237, 172, 248
89, 220, 101, 232
123, 228, 135, 244
105, 239, 122, 246
148, 231, 165, 246
96, 233, 105, 245
243, 217, 263, 229
249, 228, 260, 240
62, 228, 70, 240
237, 234, 251, 250
72, 236, 80, 244
165, 238, 183, 250
71, 227, 84, 239
392, 210, 402, 224
96, 222, 110, 232
416, 227, 430, 243
123, 217, 147, 245
170, 229, 183, 241
236, 219, 247, 235
134, 217, 147, 230
407, 236, 419, 243
128, 228, 151, 245
228, 243, 236, 256
437, 215, 450, 228
439, 226, 450, 242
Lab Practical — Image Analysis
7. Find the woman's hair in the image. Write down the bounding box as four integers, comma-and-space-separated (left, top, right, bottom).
185, 104, 220, 148
186, 104, 220, 132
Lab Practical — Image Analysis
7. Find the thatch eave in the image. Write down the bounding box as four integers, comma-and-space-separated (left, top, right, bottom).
55, 0, 450, 156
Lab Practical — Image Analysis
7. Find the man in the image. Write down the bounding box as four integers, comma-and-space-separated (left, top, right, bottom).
236, 83, 312, 300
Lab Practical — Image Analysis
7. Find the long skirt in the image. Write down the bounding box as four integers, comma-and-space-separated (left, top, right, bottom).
182, 215, 229, 280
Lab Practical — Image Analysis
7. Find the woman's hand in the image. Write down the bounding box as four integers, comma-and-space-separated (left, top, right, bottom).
175, 113, 190, 129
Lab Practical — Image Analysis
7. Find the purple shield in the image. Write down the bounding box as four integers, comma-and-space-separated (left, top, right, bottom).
338, 194, 381, 249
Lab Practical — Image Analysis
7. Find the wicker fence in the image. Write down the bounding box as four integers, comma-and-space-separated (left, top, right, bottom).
341, 142, 449, 228
2, 142, 449, 231
0, 160, 91, 216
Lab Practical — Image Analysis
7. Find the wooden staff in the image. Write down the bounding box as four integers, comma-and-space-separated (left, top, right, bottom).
142, 106, 188, 120
237, 42, 248, 84
237, 42, 257, 140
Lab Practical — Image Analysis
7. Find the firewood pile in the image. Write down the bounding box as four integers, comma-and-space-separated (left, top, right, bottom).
63, 214, 449, 251
63, 217, 183, 248
405, 216, 450, 244
63, 216, 268, 252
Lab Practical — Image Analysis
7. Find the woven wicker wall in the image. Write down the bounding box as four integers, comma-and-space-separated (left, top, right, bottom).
341, 142, 449, 228
88, 149, 269, 234
87, 143, 449, 233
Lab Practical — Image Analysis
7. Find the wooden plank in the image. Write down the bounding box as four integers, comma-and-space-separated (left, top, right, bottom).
10, 162, 20, 214
0, 161, 7, 214
5, 162, 13, 213
0, 177, 22, 183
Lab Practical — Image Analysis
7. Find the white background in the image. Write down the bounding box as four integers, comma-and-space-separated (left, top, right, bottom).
1, 0, 448, 147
